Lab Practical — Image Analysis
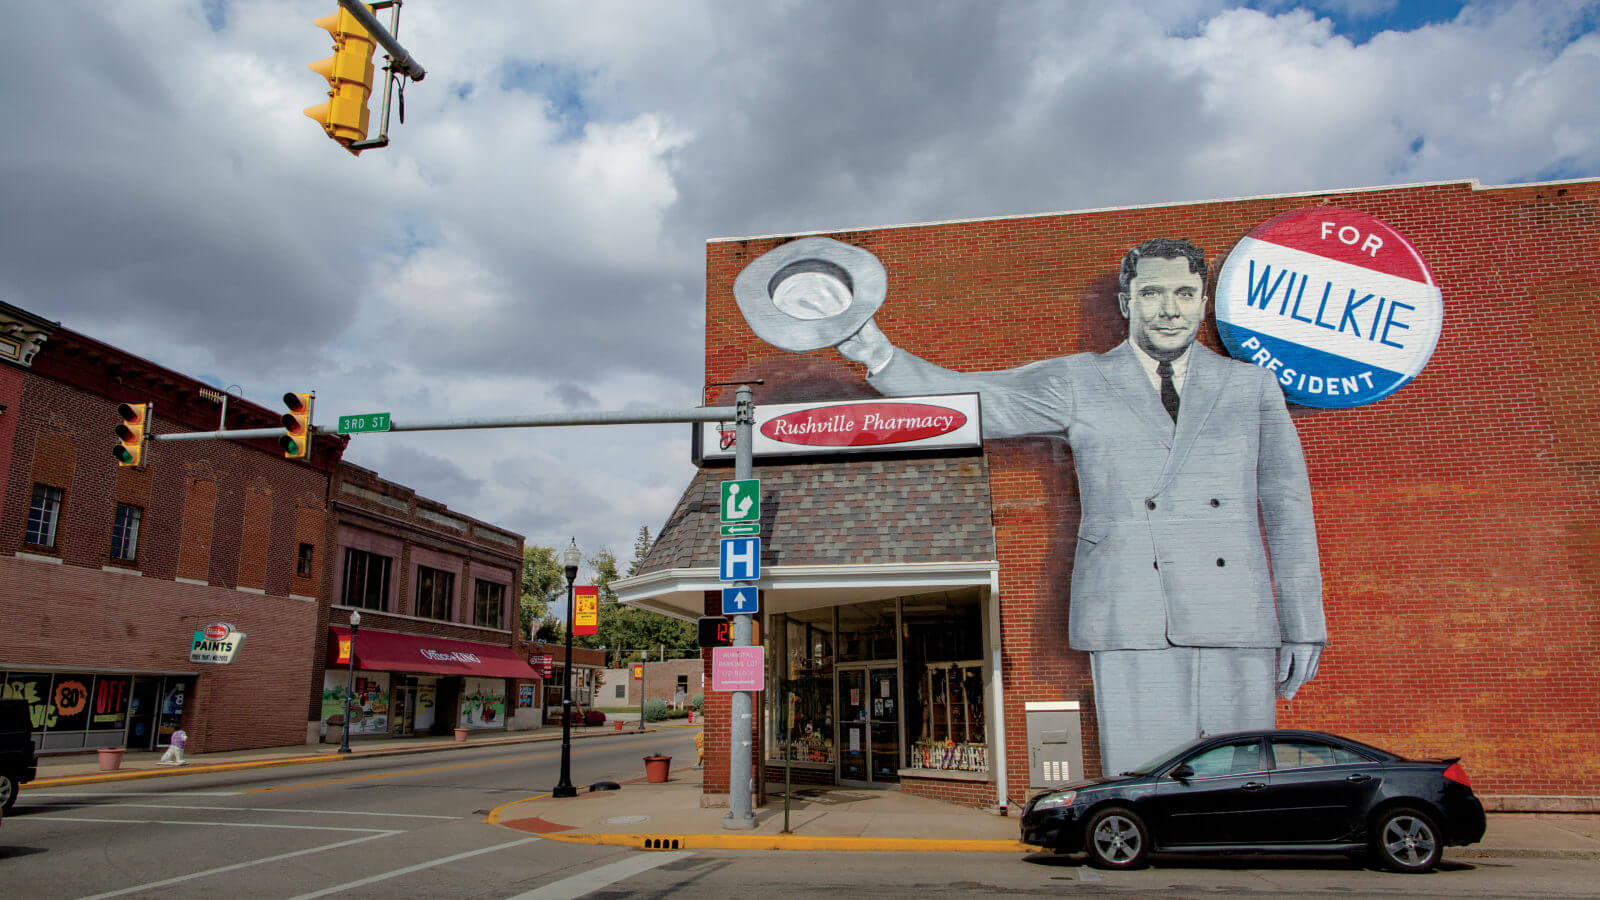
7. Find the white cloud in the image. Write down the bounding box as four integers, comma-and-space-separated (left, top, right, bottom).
1, 0, 1596, 562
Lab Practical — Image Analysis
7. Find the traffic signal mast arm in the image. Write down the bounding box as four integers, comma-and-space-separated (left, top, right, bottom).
147, 405, 742, 442
338, 0, 424, 82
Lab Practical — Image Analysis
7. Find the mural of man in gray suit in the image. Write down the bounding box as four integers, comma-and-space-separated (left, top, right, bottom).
825, 238, 1328, 775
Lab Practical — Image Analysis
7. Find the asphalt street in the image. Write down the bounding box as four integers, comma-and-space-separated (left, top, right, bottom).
3, 728, 1596, 899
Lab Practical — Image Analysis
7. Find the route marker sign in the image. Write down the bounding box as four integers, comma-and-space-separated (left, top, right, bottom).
720, 479, 760, 523
337, 412, 392, 434
722, 586, 759, 616
719, 536, 760, 582
719, 522, 759, 537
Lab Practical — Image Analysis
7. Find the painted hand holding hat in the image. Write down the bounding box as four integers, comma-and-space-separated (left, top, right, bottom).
732, 237, 888, 353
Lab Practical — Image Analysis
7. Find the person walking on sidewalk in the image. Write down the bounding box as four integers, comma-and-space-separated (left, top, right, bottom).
160, 729, 187, 766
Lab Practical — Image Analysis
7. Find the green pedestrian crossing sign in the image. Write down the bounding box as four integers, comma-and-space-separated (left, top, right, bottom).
720, 479, 760, 524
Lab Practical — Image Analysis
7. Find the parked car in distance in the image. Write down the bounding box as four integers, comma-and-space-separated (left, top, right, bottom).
1021, 729, 1485, 873
0, 698, 40, 812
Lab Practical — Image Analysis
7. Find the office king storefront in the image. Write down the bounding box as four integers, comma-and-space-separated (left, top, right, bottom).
618, 178, 1600, 813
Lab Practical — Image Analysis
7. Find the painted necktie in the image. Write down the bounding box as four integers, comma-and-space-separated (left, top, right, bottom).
1157, 360, 1179, 422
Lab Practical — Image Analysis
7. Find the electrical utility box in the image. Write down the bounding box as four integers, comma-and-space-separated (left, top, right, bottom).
1025, 700, 1084, 788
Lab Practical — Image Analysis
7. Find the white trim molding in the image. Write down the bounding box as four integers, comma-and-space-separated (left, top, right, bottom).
614, 560, 999, 620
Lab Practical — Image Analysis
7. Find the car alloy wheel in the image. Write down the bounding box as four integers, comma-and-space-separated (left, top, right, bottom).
0, 772, 15, 812
1085, 807, 1149, 869
1374, 807, 1441, 873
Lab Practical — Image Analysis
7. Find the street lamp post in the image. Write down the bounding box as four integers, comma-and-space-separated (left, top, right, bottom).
552, 538, 582, 798
339, 609, 361, 754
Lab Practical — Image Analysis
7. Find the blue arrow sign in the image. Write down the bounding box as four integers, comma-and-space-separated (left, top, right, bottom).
722, 586, 759, 616
719, 536, 761, 582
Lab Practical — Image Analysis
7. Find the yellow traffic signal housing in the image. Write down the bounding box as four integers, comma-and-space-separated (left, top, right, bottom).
305, 6, 377, 154
114, 402, 150, 468
281, 392, 315, 460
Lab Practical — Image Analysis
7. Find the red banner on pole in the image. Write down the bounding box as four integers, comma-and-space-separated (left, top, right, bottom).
573, 586, 599, 636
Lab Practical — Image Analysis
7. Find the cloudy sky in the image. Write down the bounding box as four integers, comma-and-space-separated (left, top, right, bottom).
2, 1, 1596, 575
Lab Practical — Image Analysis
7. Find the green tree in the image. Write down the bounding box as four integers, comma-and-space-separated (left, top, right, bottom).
520, 545, 567, 639
627, 525, 653, 576
578, 536, 697, 666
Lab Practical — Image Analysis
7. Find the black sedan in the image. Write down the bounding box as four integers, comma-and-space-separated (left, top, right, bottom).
1020, 729, 1485, 873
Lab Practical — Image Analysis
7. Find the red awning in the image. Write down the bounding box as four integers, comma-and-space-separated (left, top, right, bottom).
329, 627, 537, 679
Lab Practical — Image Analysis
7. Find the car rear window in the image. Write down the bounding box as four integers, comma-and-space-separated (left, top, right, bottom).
1272, 740, 1370, 768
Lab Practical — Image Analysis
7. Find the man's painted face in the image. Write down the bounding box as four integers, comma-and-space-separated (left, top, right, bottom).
1119, 255, 1207, 361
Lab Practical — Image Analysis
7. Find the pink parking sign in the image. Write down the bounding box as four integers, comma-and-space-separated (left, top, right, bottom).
711, 646, 765, 691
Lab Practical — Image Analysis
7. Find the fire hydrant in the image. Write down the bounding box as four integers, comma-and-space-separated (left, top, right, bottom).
694, 730, 704, 769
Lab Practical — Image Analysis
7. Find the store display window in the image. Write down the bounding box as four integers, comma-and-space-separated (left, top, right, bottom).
903, 593, 988, 774
770, 606, 835, 765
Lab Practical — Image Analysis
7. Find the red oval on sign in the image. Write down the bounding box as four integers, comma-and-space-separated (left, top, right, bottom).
761, 402, 967, 447
203, 624, 229, 640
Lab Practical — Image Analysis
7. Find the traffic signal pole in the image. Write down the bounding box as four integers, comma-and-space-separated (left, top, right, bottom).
147, 406, 741, 444
725, 383, 757, 830
338, 0, 425, 82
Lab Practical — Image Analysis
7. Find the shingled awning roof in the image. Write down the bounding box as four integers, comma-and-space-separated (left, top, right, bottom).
614, 455, 998, 619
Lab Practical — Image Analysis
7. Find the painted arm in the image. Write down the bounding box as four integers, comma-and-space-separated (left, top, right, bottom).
1252, 368, 1327, 698
838, 321, 1076, 439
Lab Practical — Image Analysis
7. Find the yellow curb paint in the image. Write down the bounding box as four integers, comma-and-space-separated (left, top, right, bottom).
538, 831, 1031, 853
483, 792, 553, 825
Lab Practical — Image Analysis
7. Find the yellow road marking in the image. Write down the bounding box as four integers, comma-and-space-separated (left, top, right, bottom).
541, 831, 1031, 853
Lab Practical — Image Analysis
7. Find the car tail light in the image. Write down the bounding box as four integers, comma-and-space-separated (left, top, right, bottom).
1443, 762, 1471, 787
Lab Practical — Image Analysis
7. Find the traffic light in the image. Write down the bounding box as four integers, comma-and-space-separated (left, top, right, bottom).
305, 6, 377, 154
281, 392, 315, 460
114, 403, 151, 468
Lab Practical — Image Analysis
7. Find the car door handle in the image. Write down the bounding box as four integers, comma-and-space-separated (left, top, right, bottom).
1241, 781, 1266, 791
1346, 773, 1372, 783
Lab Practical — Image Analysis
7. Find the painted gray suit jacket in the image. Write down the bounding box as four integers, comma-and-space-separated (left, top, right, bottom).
870, 341, 1325, 651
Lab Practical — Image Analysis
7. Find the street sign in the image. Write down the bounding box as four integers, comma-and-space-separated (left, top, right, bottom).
719, 522, 760, 537
722, 586, 758, 616
719, 536, 760, 582
719, 478, 760, 523
573, 586, 599, 636
712, 646, 765, 691
337, 412, 392, 434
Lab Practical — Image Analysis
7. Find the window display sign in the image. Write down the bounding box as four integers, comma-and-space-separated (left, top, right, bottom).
459, 676, 505, 729
1215, 206, 1443, 408
189, 621, 247, 664
91, 676, 131, 729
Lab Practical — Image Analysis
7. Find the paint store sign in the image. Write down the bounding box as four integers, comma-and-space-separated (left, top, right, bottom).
1216, 207, 1444, 408
189, 621, 246, 664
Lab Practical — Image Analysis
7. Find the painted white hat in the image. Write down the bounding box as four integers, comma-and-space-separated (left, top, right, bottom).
732, 237, 887, 352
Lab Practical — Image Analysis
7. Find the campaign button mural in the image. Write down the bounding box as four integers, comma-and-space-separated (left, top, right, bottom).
1215, 206, 1443, 408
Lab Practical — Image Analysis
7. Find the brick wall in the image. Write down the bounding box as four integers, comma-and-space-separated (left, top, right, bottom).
702, 179, 1600, 801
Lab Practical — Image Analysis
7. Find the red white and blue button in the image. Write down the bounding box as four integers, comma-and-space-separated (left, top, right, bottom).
1215, 206, 1443, 408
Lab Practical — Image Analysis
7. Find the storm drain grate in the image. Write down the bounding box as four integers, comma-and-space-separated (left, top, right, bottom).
642, 837, 683, 851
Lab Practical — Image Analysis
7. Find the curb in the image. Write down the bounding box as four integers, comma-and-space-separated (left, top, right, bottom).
30, 727, 660, 789
537, 831, 1033, 853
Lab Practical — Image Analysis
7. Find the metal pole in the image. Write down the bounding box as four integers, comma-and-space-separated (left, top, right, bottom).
337, 0, 425, 81
553, 567, 578, 798
724, 384, 756, 829
339, 618, 358, 754
782, 679, 792, 833
638, 657, 646, 732
386, 407, 737, 432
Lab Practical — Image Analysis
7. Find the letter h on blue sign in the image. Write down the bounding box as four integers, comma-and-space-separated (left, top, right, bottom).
719, 537, 760, 582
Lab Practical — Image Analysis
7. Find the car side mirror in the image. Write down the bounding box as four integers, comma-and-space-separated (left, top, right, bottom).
1170, 764, 1194, 781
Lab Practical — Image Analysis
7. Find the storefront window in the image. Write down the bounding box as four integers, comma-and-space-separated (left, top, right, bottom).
903, 592, 988, 773
4, 671, 187, 751
837, 598, 897, 662
774, 606, 835, 765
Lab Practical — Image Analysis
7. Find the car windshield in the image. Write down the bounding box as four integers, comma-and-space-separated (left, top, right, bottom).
1121, 735, 1210, 775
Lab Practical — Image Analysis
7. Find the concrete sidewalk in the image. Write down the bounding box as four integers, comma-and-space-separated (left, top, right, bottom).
29, 723, 654, 785
493, 764, 1600, 859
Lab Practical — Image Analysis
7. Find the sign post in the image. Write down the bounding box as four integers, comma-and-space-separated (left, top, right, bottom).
724, 385, 757, 830
633, 661, 646, 732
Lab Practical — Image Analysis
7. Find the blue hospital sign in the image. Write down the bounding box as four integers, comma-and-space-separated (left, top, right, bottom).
1215, 207, 1444, 408
719, 537, 761, 582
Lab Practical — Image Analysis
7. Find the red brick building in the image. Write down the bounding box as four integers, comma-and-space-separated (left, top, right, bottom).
619, 177, 1600, 813
0, 301, 541, 754
0, 302, 341, 753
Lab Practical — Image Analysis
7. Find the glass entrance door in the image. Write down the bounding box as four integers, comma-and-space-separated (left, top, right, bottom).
837, 666, 900, 786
